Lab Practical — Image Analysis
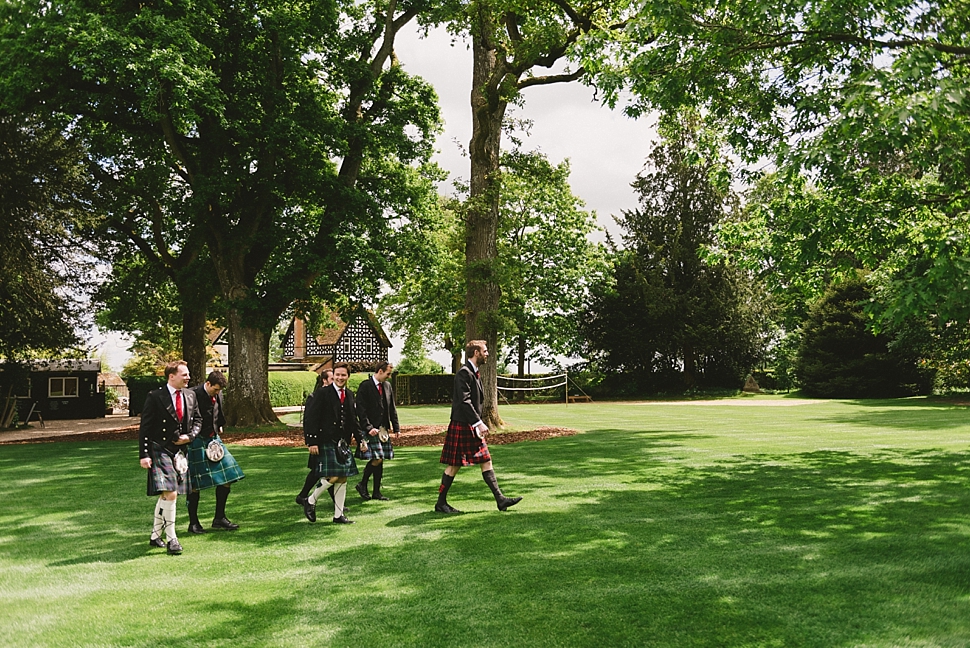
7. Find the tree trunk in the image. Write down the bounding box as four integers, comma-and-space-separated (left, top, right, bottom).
465, 29, 507, 429
180, 304, 208, 388
224, 308, 277, 427
682, 343, 697, 389
517, 334, 526, 378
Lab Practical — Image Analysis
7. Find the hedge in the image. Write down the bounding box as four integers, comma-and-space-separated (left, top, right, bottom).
268, 371, 319, 407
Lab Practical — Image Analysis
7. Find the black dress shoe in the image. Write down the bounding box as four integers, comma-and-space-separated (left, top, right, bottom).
295, 495, 308, 507
371, 493, 389, 501
355, 481, 371, 500
167, 539, 183, 555
332, 515, 355, 524
498, 496, 523, 512
434, 503, 461, 514
187, 523, 207, 534
211, 517, 239, 531
149, 536, 165, 548
303, 500, 317, 523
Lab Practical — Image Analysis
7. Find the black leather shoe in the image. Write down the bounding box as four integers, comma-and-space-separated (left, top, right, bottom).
187, 523, 207, 534
355, 481, 371, 500
434, 503, 461, 514
295, 495, 308, 507
211, 517, 239, 531
498, 496, 523, 512
303, 500, 317, 523
167, 539, 183, 555
149, 536, 165, 548
333, 515, 355, 524
371, 492, 389, 501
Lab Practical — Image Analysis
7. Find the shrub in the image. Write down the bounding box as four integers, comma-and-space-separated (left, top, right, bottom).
268, 371, 318, 407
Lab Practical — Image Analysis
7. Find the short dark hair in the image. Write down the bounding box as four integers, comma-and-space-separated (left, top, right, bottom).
375, 361, 392, 373
465, 340, 486, 360
206, 370, 227, 388
333, 362, 351, 375
164, 361, 187, 378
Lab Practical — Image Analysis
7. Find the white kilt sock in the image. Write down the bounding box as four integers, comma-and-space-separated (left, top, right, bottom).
159, 498, 177, 542
151, 497, 165, 539
333, 482, 347, 519
308, 482, 328, 506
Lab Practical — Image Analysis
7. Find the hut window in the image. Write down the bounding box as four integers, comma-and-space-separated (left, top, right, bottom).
49, 377, 79, 398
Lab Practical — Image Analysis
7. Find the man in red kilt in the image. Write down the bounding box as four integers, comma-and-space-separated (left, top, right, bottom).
435, 340, 522, 514
138, 361, 202, 555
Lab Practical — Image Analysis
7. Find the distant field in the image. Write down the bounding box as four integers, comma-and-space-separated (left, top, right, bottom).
2, 396, 969, 647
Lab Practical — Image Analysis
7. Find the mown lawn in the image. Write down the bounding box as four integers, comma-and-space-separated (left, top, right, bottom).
2, 396, 970, 647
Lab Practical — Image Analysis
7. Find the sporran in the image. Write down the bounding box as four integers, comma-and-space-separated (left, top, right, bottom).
173, 450, 189, 475
378, 426, 390, 443
205, 439, 225, 462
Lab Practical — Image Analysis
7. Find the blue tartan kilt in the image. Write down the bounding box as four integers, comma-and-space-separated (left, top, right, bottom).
147, 443, 189, 496
315, 440, 359, 478
440, 421, 491, 466
187, 434, 245, 491
355, 433, 394, 461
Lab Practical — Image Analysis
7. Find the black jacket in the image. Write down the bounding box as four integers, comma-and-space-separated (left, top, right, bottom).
356, 377, 400, 435
139, 385, 202, 458
450, 362, 483, 425
191, 383, 225, 439
303, 384, 361, 446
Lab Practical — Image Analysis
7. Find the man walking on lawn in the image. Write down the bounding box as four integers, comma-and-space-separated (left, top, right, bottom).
139, 360, 202, 555
301, 363, 361, 524
296, 368, 333, 507
186, 370, 244, 534
435, 340, 522, 514
354, 361, 400, 501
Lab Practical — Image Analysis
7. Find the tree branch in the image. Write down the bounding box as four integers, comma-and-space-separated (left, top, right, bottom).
517, 68, 586, 89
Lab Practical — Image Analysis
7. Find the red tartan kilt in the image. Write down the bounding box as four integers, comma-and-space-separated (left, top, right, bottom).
440, 421, 491, 466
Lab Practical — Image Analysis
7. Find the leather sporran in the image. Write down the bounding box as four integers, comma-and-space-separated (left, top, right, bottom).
378, 426, 390, 443
173, 450, 189, 475
205, 439, 225, 462
335, 439, 351, 463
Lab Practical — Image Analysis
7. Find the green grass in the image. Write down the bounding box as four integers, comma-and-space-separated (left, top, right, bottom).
3, 396, 970, 646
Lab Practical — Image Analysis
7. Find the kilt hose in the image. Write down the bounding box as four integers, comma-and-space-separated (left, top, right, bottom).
147, 442, 189, 496
316, 440, 359, 478
355, 435, 394, 461
187, 434, 245, 491
440, 421, 491, 466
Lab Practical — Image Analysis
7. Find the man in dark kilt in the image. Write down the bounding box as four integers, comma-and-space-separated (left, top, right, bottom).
435, 340, 522, 514
186, 370, 244, 534
354, 361, 400, 501
139, 360, 202, 555
296, 368, 333, 507
302, 363, 361, 524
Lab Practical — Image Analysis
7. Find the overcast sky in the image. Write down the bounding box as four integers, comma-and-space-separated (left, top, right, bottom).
94, 25, 661, 373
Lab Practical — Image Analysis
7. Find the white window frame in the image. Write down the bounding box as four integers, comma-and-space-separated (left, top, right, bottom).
49, 377, 79, 398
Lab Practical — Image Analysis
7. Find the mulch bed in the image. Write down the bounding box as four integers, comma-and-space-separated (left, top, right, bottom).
1, 424, 577, 447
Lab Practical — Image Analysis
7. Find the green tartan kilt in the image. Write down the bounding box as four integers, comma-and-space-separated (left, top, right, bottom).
316, 440, 359, 478
355, 434, 394, 461
147, 443, 189, 496
187, 434, 245, 491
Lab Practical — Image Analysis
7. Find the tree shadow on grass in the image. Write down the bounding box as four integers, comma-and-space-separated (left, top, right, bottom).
99, 446, 970, 648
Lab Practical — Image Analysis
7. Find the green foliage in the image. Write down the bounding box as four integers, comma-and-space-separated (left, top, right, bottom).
795, 277, 933, 398
584, 114, 771, 390
267, 371, 318, 408
0, 115, 93, 359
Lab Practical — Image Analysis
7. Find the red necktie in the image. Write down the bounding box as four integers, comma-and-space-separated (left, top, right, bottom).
378, 382, 383, 396
339, 388, 345, 403
175, 390, 183, 422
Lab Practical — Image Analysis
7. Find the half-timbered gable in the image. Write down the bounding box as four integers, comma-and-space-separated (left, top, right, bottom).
280, 307, 390, 369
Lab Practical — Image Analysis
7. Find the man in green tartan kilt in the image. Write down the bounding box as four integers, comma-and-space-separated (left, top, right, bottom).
139, 361, 202, 555
354, 361, 400, 502
302, 363, 361, 524
186, 371, 244, 534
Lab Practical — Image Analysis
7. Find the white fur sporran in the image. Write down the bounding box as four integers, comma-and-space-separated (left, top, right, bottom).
378, 426, 390, 443
205, 439, 225, 462
174, 450, 189, 475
